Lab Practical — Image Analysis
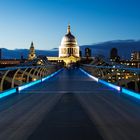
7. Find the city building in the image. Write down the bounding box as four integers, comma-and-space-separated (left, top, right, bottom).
0, 49, 2, 60
59, 24, 79, 58
0, 59, 21, 67
85, 48, 91, 57
131, 51, 140, 61
48, 25, 80, 66
117, 51, 140, 68
110, 48, 119, 61
28, 42, 37, 60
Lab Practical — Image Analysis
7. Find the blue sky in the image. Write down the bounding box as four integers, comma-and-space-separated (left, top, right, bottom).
0, 0, 140, 50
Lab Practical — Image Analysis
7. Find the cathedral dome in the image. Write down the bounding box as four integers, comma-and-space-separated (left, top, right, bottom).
61, 25, 78, 46
59, 24, 80, 58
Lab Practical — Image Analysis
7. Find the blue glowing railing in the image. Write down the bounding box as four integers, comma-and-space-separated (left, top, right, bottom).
122, 88, 140, 99
83, 64, 140, 74
0, 65, 56, 71
18, 68, 63, 92
18, 79, 42, 91
0, 68, 63, 99
79, 68, 98, 82
99, 79, 121, 91
80, 68, 120, 91
0, 88, 16, 99
80, 68, 140, 100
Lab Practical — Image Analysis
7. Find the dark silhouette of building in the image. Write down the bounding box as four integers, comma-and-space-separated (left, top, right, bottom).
85, 48, 91, 57
21, 53, 24, 60
110, 48, 119, 61
0, 49, 2, 60
79, 51, 82, 57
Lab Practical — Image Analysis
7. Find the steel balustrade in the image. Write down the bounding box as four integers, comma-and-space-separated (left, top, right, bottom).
81, 64, 140, 93
0, 65, 61, 92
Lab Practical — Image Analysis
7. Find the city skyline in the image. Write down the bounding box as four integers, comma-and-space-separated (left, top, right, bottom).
0, 0, 140, 50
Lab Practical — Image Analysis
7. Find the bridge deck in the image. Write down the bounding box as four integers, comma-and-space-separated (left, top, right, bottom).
0, 69, 140, 140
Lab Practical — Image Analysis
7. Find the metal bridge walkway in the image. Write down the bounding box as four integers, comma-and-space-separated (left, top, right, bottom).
0, 69, 140, 140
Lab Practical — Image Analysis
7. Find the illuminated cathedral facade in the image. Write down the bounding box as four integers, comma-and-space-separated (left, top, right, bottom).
48, 24, 80, 65
28, 25, 80, 65
59, 24, 80, 58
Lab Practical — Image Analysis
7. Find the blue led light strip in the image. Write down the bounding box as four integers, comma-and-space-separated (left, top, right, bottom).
80, 68, 120, 91
18, 80, 41, 91
99, 79, 121, 91
80, 68, 140, 99
42, 69, 63, 82
0, 88, 16, 99
122, 88, 140, 99
18, 68, 63, 92
79, 68, 99, 82
0, 68, 63, 99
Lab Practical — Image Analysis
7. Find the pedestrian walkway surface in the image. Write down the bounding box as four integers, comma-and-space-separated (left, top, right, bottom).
28, 93, 103, 140
0, 68, 140, 140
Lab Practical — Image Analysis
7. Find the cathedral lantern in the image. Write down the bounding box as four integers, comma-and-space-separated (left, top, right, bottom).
59, 24, 80, 58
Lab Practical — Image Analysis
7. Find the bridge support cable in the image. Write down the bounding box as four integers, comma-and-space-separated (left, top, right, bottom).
27, 68, 36, 82
32, 67, 40, 79
20, 68, 28, 85
40, 68, 46, 78
39, 68, 45, 78
11, 69, 21, 88
36, 67, 43, 79
0, 70, 10, 91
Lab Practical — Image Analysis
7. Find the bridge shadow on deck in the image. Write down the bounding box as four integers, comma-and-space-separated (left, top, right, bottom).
28, 93, 103, 140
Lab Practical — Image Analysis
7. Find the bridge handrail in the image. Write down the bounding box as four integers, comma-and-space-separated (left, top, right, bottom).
0, 65, 56, 71
82, 64, 140, 74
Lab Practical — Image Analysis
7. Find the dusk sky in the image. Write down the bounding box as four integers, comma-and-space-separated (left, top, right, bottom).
0, 0, 140, 50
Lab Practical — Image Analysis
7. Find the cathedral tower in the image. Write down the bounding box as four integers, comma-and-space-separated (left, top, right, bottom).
28, 42, 36, 60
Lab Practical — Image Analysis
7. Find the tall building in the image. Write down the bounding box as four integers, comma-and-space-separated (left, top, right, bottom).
131, 51, 140, 61
85, 48, 91, 57
0, 49, 2, 60
110, 48, 118, 61
28, 42, 36, 60
59, 24, 80, 58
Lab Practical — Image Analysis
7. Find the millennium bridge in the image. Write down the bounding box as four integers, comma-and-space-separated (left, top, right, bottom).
0, 61, 140, 140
